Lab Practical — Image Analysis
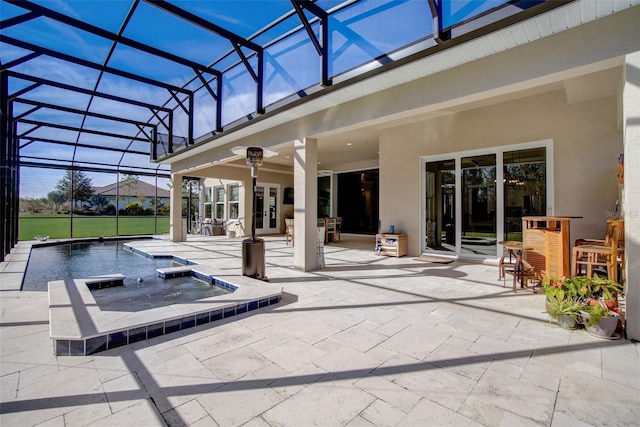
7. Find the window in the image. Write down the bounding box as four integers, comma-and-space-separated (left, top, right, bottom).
228, 184, 240, 220
203, 187, 213, 219
214, 186, 225, 219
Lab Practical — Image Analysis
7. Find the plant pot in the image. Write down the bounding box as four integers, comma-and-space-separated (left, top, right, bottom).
581, 313, 619, 338
556, 314, 577, 330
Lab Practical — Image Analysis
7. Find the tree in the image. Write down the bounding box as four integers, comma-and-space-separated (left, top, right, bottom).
47, 191, 66, 211
90, 194, 110, 212
120, 174, 139, 205
55, 170, 94, 207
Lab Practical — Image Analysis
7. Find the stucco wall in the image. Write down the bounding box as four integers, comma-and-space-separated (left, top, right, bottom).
380, 90, 622, 257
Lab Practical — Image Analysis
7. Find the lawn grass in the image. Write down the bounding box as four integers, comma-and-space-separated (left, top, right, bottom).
19, 214, 170, 241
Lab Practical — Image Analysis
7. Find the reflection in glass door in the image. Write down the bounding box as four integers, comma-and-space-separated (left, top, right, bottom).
318, 175, 332, 217
425, 159, 456, 252
255, 184, 279, 234
504, 148, 546, 241
461, 154, 497, 256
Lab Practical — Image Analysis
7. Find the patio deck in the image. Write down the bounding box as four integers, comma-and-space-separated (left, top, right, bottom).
1, 235, 639, 426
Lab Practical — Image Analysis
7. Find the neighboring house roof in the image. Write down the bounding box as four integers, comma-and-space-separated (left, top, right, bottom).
93, 181, 170, 198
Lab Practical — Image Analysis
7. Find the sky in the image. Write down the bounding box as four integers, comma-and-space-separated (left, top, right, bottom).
2, 0, 514, 199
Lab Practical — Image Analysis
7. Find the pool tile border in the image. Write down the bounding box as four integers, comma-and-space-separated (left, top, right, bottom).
53, 295, 281, 356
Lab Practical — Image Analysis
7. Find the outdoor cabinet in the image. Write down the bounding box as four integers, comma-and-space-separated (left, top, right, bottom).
522, 216, 577, 279
375, 233, 408, 257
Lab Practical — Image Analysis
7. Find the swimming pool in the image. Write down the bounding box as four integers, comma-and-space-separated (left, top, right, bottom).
39, 238, 282, 356
23, 240, 232, 311
23, 240, 180, 292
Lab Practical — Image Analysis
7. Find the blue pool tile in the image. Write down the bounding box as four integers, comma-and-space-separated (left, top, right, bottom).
181, 315, 195, 329
248, 300, 258, 311
236, 303, 247, 314
196, 312, 210, 325
259, 299, 269, 308
211, 309, 223, 321
86, 336, 107, 354
128, 327, 146, 343
69, 340, 85, 356
147, 323, 164, 339
165, 319, 181, 334
269, 296, 280, 305
108, 331, 127, 349
55, 340, 70, 356
224, 306, 236, 318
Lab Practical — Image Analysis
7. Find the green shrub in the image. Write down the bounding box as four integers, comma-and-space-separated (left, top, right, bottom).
125, 202, 144, 215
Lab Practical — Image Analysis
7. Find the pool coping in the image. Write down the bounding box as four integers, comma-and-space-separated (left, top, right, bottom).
48, 243, 282, 356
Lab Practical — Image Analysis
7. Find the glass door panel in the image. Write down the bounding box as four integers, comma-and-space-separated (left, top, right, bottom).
504, 148, 546, 241
255, 186, 265, 229
461, 154, 497, 256
269, 187, 277, 229
255, 184, 279, 234
425, 159, 456, 252
318, 175, 331, 217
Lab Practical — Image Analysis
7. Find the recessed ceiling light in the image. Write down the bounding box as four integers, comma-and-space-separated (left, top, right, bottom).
285, 155, 290, 159
346, 142, 352, 146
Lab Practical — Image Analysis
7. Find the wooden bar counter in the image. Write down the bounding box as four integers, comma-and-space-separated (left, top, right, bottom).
522, 216, 581, 279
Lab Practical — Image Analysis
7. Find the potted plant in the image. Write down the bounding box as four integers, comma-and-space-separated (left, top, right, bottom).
585, 274, 623, 308
579, 303, 620, 338
546, 296, 581, 329
542, 276, 591, 314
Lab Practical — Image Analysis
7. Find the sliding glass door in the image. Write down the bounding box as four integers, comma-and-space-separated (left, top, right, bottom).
422, 142, 550, 259
503, 147, 547, 241
425, 159, 456, 252
461, 154, 497, 256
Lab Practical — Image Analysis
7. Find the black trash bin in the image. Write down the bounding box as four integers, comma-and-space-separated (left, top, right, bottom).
242, 238, 267, 281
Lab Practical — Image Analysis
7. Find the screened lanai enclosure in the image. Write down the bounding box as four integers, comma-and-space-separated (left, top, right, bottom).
1, 0, 571, 261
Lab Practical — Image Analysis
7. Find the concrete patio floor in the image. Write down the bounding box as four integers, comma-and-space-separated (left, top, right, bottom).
1, 235, 639, 426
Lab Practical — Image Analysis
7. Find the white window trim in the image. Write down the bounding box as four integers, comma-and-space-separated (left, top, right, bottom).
419, 139, 554, 259
228, 183, 240, 220
213, 185, 225, 220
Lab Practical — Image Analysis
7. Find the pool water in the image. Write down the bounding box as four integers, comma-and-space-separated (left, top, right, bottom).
90, 275, 231, 312
22, 240, 232, 312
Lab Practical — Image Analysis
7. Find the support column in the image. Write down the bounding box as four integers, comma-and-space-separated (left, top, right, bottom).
623, 51, 640, 341
293, 138, 318, 271
169, 173, 184, 242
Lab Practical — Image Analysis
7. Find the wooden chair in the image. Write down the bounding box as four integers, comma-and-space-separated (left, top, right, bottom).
572, 219, 624, 282
335, 217, 342, 242
285, 218, 294, 246
325, 217, 336, 243
575, 217, 625, 248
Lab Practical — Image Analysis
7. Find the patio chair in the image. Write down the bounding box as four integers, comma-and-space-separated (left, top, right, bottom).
335, 217, 342, 242
285, 218, 294, 246
325, 217, 337, 243
572, 218, 624, 282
